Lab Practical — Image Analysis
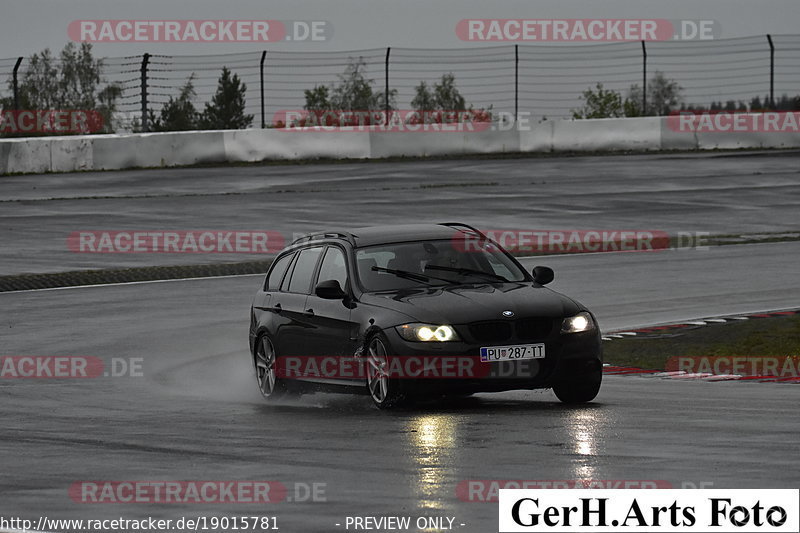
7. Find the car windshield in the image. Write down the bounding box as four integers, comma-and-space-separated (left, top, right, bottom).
355, 239, 527, 291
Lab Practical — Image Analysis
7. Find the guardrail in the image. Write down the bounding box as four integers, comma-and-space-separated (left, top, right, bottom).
2, 116, 800, 174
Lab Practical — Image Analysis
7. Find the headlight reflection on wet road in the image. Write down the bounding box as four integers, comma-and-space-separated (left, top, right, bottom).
407, 414, 460, 512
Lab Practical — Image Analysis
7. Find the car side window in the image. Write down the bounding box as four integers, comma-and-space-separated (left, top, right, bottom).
265, 253, 294, 291
316, 246, 349, 289
279, 253, 298, 292
287, 247, 324, 294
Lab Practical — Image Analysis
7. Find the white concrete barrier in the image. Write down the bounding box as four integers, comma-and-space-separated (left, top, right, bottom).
223, 128, 371, 161
2, 116, 800, 175
369, 126, 519, 158
696, 130, 800, 150
551, 117, 662, 152
4, 137, 52, 174
92, 131, 226, 170
50, 136, 93, 172
519, 120, 554, 152
660, 113, 800, 151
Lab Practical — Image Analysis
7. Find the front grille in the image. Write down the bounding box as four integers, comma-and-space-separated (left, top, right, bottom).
468, 321, 513, 343
516, 317, 555, 340
467, 317, 556, 343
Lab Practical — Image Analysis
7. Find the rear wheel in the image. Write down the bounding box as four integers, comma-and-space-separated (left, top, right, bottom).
365, 334, 408, 409
254, 336, 289, 400
553, 370, 602, 404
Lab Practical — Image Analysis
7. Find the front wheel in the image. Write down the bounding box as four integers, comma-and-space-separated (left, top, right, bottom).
365, 334, 408, 409
254, 336, 289, 400
553, 370, 602, 404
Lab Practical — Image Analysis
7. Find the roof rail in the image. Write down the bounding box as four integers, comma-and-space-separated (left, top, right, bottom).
290, 231, 357, 247
438, 222, 488, 240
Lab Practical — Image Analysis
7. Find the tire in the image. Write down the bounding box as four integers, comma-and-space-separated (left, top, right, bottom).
553, 370, 602, 404
254, 335, 290, 400
365, 334, 409, 409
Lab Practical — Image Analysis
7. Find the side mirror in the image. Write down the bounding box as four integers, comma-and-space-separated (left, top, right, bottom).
315, 279, 347, 300
532, 266, 554, 285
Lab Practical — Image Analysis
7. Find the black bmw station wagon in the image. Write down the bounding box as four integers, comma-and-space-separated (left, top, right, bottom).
249, 223, 602, 408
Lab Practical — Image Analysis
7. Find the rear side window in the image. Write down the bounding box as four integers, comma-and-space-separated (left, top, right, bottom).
265, 253, 294, 291
287, 247, 324, 294
316, 246, 349, 289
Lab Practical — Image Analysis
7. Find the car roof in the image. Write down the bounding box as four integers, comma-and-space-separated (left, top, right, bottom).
291, 223, 477, 249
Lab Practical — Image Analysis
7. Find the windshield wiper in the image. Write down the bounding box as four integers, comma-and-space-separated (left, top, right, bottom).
424, 264, 509, 282
371, 266, 435, 284
371, 266, 457, 285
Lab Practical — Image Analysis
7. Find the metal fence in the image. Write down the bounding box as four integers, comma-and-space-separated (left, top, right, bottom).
2, 34, 799, 132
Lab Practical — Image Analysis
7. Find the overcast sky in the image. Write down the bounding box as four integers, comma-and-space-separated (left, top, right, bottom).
4, 0, 800, 58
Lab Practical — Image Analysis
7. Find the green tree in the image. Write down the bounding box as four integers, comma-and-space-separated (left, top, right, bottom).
648, 72, 683, 115
626, 72, 683, 116
410, 81, 437, 112
572, 83, 626, 119
303, 57, 396, 114
1, 43, 106, 111
1, 43, 120, 134
198, 67, 253, 129
411, 73, 467, 112
151, 75, 199, 132
330, 57, 395, 111
97, 83, 122, 133
303, 85, 331, 112
59, 42, 102, 109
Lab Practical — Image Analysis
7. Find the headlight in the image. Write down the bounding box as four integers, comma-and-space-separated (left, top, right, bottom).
396, 323, 460, 342
561, 312, 595, 333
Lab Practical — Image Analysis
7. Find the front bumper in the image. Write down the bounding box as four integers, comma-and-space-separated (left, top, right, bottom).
380, 324, 602, 395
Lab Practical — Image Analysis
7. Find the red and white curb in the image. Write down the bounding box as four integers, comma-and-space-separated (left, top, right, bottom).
601, 309, 799, 341
601, 308, 800, 384
603, 365, 800, 383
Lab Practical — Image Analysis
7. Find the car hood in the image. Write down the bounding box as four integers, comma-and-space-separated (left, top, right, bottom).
358, 282, 583, 326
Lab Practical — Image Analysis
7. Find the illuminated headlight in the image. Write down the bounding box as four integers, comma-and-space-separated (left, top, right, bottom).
561, 312, 595, 333
396, 324, 460, 342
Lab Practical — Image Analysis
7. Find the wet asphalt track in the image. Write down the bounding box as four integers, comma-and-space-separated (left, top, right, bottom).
1, 150, 800, 275
2, 243, 800, 532
1, 152, 800, 532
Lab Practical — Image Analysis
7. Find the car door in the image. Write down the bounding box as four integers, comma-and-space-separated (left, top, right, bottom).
302, 245, 361, 383
271, 246, 324, 360
252, 251, 294, 349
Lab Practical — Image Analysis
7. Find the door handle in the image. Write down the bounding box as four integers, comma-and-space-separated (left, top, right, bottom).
271, 303, 282, 313
303, 308, 315, 317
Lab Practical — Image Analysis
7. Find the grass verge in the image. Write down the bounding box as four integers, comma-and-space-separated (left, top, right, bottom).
603, 313, 800, 371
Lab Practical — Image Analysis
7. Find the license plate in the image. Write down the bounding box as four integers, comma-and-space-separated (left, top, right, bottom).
480, 343, 545, 362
